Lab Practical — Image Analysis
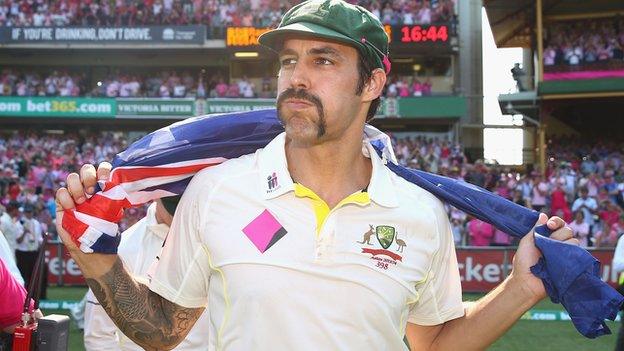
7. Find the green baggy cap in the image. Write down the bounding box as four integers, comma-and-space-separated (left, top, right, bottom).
258, 0, 391, 73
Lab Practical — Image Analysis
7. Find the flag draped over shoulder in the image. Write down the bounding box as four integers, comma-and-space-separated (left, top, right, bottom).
62, 109, 623, 339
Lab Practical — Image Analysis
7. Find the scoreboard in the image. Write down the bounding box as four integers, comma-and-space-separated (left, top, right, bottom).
390, 24, 449, 44
226, 24, 453, 47
386, 24, 450, 44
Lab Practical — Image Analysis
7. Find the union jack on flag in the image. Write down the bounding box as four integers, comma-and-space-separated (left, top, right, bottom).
60, 109, 622, 339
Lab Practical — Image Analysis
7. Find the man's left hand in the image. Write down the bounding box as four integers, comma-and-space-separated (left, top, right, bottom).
510, 213, 578, 302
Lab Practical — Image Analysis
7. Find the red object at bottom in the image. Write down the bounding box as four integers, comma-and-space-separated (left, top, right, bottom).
12, 323, 37, 351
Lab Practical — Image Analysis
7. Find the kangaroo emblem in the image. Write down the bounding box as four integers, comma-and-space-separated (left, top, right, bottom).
395, 234, 407, 253
357, 224, 375, 245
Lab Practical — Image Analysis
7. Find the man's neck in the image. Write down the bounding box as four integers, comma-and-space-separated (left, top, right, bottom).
285, 131, 372, 209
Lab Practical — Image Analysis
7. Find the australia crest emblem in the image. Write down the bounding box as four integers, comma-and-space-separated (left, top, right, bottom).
356, 224, 406, 270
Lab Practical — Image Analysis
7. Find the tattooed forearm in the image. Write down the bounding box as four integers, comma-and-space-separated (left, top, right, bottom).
86, 257, 204, 351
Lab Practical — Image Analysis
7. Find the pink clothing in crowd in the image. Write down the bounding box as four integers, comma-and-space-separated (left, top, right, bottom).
492, 228, 512, 246
568, 220, 590, 248
0, 257, 29, 329
468, 219, 495, 246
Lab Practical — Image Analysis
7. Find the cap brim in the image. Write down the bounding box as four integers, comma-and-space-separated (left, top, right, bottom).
258, 21, 362, 52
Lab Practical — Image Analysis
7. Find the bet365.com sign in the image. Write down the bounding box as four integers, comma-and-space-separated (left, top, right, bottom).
0, 97, 115, 118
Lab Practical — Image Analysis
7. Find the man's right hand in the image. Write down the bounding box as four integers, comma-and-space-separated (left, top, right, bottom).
55, 162, 112, 253
54, 162, 120, 279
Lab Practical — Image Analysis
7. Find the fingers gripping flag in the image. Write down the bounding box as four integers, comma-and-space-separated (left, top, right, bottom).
61, 109, 623, 338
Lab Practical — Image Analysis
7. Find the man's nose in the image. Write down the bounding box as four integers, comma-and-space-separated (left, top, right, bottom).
288, 62, 310, 90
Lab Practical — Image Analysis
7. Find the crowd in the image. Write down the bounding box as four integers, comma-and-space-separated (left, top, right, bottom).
1, 67, 447, 99
385, 75, 434, 97
0, 69, 86, 97
0, 68, 270, 99
0, 0, 456, 28
543, 17, 624, 67
392, 134, 624, 248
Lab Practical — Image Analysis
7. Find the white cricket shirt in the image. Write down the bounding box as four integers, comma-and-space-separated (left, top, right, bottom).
149, 132, 464, 350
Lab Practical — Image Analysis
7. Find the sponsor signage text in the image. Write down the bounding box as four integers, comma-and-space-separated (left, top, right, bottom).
204, 98, 275, 113
117, 99, 195, 117
46, 243, 85, 285
0, 97, 115, 118
457, 248, 618, 292
0, 26, 205, 44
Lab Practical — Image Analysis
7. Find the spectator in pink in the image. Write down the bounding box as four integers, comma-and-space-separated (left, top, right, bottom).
594, 206, 624, 247
610, 214, 624, 241
494, 179, 510, 200
0, 257, 32, 333
214, 78, 228, 98
569, 211, 590, 248
411, 78, 423, 96
531, 174, 549, 213
491, 228, 512, 246
225, 81, 240, 98
467, 217, 494, 246
397, 78, 410, 97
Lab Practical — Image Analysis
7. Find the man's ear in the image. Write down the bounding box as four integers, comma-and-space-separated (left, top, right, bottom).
362, 68, 387, 102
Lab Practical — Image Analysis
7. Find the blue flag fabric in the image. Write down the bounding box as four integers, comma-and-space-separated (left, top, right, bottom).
371, 143, 623, 338
112, 109, 623, 338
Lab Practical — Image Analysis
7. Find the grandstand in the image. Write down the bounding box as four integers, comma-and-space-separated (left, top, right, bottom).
488, 0, 624, 165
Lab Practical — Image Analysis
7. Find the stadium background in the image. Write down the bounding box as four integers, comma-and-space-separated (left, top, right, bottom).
1, 0, 624, 350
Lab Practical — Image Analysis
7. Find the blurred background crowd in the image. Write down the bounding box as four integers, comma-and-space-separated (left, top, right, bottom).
1, 130, 622, 250
543, 17, 624, 67
0, 0, 457, 28
0, 67, 444, 99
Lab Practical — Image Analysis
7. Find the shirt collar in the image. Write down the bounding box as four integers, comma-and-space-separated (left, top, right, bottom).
257, 131, 399, 208
363, 139, 399, 208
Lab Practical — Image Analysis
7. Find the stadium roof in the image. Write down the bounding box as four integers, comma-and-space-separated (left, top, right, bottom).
484, 0, 624, 48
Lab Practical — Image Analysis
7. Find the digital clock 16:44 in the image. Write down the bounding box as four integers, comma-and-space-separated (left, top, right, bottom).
400, 25, 449, 43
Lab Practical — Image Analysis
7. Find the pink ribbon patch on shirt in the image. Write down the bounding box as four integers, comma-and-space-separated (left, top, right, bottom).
242, 209, 287, 253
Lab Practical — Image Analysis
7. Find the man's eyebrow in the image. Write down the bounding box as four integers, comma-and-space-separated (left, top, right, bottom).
308, 46, 343, 59
278, 46, 344, 59
278, 48, 297, 57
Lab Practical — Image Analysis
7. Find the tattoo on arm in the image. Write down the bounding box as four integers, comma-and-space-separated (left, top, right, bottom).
86, 257, 203, 351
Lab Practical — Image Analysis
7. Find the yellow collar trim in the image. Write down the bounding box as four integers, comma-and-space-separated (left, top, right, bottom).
294, 183, 370, 236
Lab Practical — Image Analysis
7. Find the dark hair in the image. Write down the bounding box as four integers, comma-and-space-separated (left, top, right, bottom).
355, 51, 382, 121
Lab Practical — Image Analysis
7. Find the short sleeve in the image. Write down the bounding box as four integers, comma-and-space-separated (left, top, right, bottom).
407, 201, 464, 326
148, 171, 213, 308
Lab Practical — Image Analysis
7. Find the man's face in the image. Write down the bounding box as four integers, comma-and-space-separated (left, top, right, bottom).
276, 37, 366, 145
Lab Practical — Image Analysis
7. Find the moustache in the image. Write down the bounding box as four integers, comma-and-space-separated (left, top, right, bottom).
276, 89, 324, 115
